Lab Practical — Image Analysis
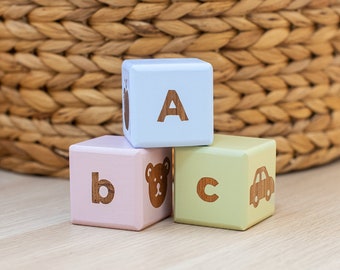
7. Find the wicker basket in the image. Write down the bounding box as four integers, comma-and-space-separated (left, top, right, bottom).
0, 0, 340, 178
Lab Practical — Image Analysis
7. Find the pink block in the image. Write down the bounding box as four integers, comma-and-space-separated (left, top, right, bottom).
69, 135, 172, 231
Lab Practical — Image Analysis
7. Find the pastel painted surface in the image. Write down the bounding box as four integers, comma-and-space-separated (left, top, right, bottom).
69, 135, 172, 231
174, 134, 276, 230
122, 58, 213, 148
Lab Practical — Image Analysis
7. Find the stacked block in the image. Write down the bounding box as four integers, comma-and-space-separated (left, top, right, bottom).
70, 135, 172, 230
174, 134, 276, 230
121, 58, 214, 147
70, 58, 276, 231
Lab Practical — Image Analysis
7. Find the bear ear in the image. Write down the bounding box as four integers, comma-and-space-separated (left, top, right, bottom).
145, 163, 153, 182
163, 157, 171, 175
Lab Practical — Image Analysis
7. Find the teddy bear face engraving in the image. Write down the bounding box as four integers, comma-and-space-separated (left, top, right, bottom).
145, 157, 170, 208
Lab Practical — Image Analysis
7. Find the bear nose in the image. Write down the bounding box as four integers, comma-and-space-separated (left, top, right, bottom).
155, 182, 162, 197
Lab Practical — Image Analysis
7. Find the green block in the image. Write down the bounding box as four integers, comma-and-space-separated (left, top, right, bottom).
174, 134, 276, 230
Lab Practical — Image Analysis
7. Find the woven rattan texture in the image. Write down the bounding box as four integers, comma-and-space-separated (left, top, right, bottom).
1, 0, 340, 178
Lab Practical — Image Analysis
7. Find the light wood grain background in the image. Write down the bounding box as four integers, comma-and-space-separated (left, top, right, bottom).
1, 160, 340, 269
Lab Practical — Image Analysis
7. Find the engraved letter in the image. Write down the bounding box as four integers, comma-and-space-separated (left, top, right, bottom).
197, 177, 219, 202
157, 90, 188, 122
92, 172, 115, 204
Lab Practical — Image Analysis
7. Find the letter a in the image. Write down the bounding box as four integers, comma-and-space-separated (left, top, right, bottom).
92, 172, 115, 204
157, 90, 189, 122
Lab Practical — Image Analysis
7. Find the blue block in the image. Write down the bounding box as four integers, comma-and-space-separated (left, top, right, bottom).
122, 58, 213, 148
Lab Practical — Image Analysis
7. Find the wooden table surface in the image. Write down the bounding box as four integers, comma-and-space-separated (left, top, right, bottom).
1, 160, 340, 269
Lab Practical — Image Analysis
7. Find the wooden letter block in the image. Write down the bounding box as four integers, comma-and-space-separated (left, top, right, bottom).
174, 134, 276, 230
122, 58, 213, 148
70, 135, 172, 231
